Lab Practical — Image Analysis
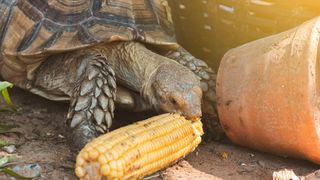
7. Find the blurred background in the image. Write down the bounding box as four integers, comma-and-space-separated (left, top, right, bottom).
169, 0, 320, 71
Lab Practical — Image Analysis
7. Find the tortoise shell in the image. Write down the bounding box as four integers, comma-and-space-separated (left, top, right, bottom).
0, 0, 177, 87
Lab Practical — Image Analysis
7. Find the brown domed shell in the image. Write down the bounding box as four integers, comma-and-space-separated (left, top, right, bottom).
0, 0, 178, 87
1, 0, 177, 56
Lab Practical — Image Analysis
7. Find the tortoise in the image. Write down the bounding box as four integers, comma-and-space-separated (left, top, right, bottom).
0, 0, 219, 148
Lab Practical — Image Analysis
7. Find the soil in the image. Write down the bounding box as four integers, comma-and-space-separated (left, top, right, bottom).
0, 88, 318, 180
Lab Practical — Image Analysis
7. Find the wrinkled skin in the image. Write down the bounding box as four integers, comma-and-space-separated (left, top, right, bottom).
33, 41, 202, 148
98, 42, 202, 120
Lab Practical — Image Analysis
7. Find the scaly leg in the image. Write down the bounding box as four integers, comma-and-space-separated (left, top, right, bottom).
33, 53, 116, 148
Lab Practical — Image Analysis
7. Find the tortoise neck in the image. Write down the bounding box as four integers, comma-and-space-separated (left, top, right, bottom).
95, 41, 171, 96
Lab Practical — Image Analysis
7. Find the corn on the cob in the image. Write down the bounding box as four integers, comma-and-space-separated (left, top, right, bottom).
75, 113, 203, 180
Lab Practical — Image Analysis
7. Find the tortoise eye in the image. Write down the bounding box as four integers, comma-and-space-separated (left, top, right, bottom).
171, 98, 177, 105
170, 94, 184, 108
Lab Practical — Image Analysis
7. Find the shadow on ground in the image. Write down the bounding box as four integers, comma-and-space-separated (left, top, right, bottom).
0, 88, 317, 179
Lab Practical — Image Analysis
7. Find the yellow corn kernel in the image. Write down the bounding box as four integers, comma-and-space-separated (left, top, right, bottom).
75, 113, 203, 180
75, 167, 85, 178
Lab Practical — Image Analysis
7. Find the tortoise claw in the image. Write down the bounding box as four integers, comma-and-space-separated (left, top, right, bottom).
70, 120, 98, 150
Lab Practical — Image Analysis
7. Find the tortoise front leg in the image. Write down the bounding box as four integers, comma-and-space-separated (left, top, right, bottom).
67, 54, 116, 148
33, 53, 116, 149
164, 47, 224, 140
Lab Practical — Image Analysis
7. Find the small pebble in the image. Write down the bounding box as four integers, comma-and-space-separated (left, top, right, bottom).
3, 145, 16, 153
12, 164, 41, 178
240, 162, 247, 166
58, 134, 65, 138
249, 153, 255, 157
273, 169, 299, 180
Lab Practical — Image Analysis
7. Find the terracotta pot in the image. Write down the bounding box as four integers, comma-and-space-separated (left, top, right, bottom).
216, 17, 320, 164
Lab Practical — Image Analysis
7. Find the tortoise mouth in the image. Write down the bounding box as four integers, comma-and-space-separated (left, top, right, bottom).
158, 110, 202, 122
183, 113, 202, 121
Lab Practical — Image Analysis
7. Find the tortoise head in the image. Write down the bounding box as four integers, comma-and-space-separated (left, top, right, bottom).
144, 63, 203, 120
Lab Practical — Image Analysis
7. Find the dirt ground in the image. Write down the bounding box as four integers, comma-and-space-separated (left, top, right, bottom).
0, 88, 318, 180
